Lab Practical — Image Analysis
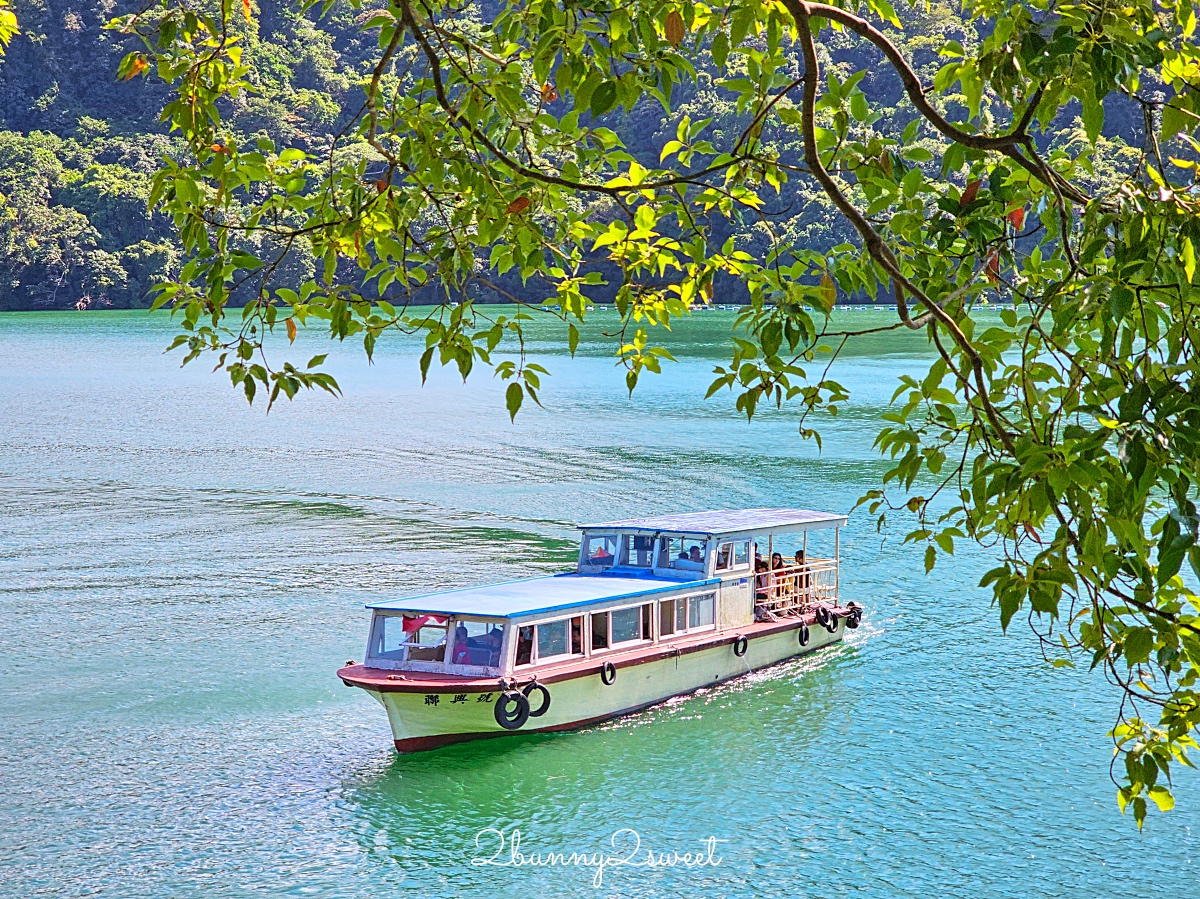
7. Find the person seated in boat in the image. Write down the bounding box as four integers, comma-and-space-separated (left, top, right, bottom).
689, 545, 704, 563
467, 625, 504, 651
452, 624, 470, 665
771, 552, 784, 569
755, 558, 769, 601
515, 626, 534, 666
794, 549, 811, 594
678, 550, 690, 562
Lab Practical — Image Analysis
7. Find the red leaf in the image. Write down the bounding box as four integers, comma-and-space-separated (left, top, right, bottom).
122, 56, 148, 80
960, 179, 982, 206
984, 250, 1000, 283
242, 0, 252, 22
505, 195, 531, 215
1007, 206, 1026, 231
664, 10, 686, 47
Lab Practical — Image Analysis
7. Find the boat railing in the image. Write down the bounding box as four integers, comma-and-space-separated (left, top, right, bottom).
755, 559, 838, 617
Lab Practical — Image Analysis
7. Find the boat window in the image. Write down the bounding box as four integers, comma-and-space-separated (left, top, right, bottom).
537, 619, 569, 659
688, 593, 716, 630
642, 604, 652, 640
659, 535, 707, 572
659, 599, 676, 637
620, 534, 655, 567
582, 534, 618, 567
448, 619, 505, 667
517, 617, 585, 666
516, 625, 534, 666
591, 611, 609, 650
715, 540, 751, 572
610, 605, 646, 645
370, 613, 448, 663
571, 616, 583, 654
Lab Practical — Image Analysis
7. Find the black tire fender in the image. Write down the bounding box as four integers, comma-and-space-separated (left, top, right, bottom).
494, 690, 530, 730
732, 635, 749, 657
826, 613, 839, 634
600, 661, 617, 686
798, 623, 810, 646
522, 681, 551, 717
815, 605, 831, 627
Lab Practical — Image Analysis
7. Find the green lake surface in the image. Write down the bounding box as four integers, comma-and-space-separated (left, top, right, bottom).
0, 308, 1195, 897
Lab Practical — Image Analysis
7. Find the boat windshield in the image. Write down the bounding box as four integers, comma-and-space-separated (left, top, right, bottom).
582, 533, 618, 567
619, 534, 655, 567
368, 613, 448, 664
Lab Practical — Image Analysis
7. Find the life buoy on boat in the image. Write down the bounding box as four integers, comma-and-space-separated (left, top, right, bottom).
523, 681, 551, 717
798, 623, 810, 646
732, 635, 749, 657
494, 690, 530, 730
600, 661, 617, 686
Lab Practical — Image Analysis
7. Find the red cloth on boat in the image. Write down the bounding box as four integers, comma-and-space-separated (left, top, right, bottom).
402, 614, 446, 633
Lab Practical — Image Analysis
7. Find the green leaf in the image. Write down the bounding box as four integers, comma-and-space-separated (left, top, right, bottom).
1082, 93, 1104, 143
590, 81, 618, 117
1147, 785, 1175, 812
505, 381, 524, 421
711, 32, 729, 69
850, 91, 869, 122
1123, 627, 1154, 667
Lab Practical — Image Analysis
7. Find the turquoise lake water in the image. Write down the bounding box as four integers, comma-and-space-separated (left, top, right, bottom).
0, 308, 1195, 897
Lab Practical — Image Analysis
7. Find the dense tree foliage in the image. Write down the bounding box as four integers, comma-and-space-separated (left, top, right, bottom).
0, 0, 1139, 308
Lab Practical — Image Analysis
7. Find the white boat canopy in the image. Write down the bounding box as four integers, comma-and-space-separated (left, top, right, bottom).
579, 508, 847, 537
367, 573, 717, 618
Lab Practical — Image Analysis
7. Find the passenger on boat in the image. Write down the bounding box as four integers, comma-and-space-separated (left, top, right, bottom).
678, 551, 690, 561
452, 624, 470, 664
795, 549, 812, 595
689, 545, 704, 563
482, 625, 504, 650
515, 625, 534, 666
771, 552, 784, 569
755, 558, 769, 601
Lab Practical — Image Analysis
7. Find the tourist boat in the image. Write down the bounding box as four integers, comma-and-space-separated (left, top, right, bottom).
337, 509, 860, 752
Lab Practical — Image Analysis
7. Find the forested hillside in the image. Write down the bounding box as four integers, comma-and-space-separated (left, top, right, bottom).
0, 0, 1136, 310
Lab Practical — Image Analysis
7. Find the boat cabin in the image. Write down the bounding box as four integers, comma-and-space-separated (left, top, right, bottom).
361, 508, 846, 678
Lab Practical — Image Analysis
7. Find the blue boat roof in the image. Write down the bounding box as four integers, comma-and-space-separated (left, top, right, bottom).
366, 573, 718, 619
579, 508, 845, 535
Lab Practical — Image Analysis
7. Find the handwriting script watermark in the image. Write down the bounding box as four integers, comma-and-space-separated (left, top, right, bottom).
471, 827, 726, 887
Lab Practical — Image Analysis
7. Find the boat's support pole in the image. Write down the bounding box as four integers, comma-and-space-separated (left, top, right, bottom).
834, 527, 840, 602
